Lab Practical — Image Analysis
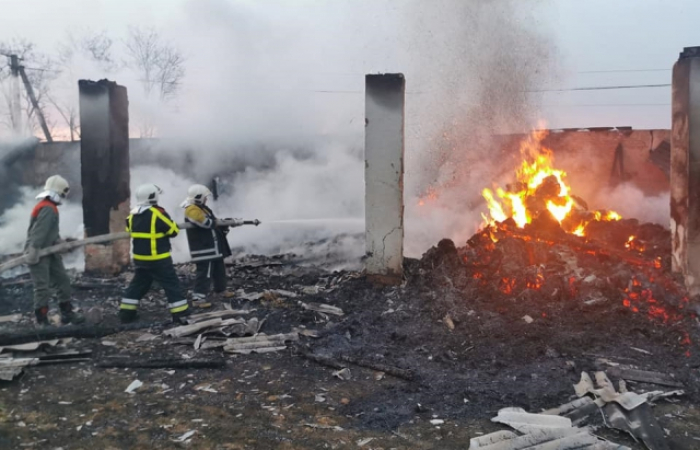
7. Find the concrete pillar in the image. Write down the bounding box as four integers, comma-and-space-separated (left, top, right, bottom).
78, 79, 130, 275
364, 73, 405, 283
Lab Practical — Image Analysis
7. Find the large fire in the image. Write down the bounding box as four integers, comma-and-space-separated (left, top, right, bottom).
481, 129, 621, 235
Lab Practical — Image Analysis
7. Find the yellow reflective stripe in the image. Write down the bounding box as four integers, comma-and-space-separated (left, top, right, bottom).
170, 304, 189, 313
120, 304, 138, 310
133, 252, 171, 261
131, 232, 166, 239
126, 215, 133, 232
150, 210, 158, 257
151, 208, 179, 235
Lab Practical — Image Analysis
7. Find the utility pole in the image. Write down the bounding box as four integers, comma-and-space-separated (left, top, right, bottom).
8, 55, 21, 134
18, 64, 53, 142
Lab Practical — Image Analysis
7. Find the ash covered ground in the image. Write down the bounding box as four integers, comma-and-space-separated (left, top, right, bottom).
0, 223, 699, 449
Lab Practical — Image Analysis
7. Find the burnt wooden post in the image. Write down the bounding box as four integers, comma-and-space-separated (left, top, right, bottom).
78, 79, 130, 274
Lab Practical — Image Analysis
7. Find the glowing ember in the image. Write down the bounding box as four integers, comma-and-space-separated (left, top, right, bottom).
625, 235, 646, 253
482, 129, 620, 235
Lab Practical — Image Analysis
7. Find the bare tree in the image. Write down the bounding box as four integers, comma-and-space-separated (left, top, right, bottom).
125, 26, 185, 101
59, 30, 119, 73
52, 30, 119, 140
0, 39, 58, 138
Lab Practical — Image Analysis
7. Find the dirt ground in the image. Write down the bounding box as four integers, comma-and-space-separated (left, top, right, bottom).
0, 247, 699, 449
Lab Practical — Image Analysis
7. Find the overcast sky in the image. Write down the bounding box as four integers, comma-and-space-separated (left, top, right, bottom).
1, 0, 698, 130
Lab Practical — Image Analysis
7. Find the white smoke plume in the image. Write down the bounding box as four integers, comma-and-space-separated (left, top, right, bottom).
0, 0, 671, 273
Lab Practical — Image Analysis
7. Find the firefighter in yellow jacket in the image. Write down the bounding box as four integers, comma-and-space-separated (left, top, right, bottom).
119, 184, 190, 324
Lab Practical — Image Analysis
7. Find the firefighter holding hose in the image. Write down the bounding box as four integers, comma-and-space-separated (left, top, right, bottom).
25, 175, 85, 327
180, 184, 235, 301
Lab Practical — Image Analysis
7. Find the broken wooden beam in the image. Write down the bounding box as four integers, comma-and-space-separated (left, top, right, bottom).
96, 358, 226, 369
339, 355, 414, 381
296, 348, 414, 381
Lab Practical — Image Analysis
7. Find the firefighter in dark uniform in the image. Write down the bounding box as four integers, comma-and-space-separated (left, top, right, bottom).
180, 184, 233, 300
119, 184, 190, 324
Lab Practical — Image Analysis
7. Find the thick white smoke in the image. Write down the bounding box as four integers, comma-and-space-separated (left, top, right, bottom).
0, 0, 672, 273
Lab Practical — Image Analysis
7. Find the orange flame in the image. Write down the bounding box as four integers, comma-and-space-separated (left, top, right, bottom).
482, 129, 620, 235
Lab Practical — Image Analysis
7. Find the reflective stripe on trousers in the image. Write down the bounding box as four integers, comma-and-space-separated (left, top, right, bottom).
169, 299, 189, 314
120, 298, 139, 310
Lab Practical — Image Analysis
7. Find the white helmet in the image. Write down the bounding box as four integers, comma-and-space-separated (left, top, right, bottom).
135, 184, 163, 206
37, 175, 70, 202
187, 184, 212, 205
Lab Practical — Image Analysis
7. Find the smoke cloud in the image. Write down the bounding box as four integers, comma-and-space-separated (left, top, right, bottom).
0, 0, 671, 272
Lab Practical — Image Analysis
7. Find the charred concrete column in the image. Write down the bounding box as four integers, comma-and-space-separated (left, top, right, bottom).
364, 74, 405, 282
78, 79, 130, 275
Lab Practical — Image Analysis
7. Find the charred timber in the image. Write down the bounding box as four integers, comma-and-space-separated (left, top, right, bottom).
0, 322, 155, 346
297, 348, 415, 381
96, 358, 226, 370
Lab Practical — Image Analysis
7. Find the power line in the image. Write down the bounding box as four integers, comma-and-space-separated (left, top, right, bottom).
539, 103, 670, 108
576, 68, 670, 74
530, 83, 671, 93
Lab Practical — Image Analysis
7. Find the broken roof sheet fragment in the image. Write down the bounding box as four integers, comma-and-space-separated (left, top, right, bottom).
603, 403, 669, 450
468, 430, 518, 449
0, 357, 39, 380
471, 427, 607, 450
492, 407, 572, 434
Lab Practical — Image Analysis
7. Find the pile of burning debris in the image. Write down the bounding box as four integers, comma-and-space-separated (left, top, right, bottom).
419, 129, 694, 357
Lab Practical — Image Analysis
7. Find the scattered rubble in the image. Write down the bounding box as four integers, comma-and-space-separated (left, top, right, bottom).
0, 236, 698, 448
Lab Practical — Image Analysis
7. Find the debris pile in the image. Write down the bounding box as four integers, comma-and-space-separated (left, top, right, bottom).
419, 218, 693, 349
475, 370, 684, 450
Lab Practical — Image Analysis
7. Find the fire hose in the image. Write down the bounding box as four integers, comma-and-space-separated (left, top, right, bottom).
0, 218, 261, 274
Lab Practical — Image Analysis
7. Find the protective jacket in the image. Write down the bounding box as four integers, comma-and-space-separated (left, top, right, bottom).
184, 204, 232, 262
25, 199, 60, 251
126, 206, 179, 261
